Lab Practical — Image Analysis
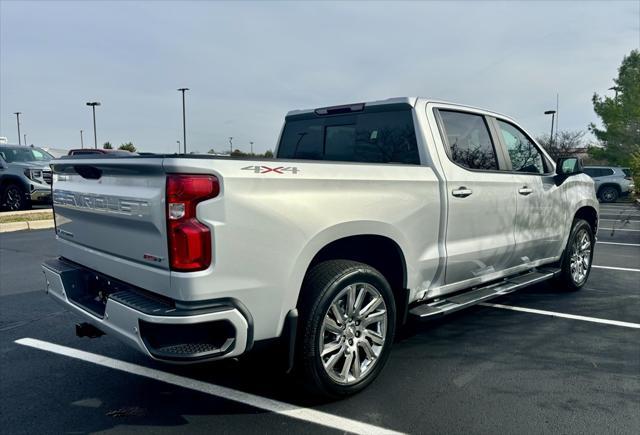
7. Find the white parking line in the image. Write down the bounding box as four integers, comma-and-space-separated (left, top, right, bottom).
14, 338, 404, 435
598, 210, 640, 214
597, 241, 640, 247
600, 208, 640, 214
592, 265, 640, 272
479, 303, 640, 329
598, 227, 640, 232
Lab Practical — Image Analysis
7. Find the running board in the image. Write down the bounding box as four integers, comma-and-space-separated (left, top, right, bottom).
409, 268, 560, 320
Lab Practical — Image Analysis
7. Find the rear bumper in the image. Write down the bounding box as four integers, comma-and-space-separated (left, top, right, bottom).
42, 258, 251, 363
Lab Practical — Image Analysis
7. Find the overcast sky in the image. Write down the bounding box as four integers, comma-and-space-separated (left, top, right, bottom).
1, 0, 638, 153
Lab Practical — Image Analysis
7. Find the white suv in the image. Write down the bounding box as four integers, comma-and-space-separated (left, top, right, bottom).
583, 166, 634, 202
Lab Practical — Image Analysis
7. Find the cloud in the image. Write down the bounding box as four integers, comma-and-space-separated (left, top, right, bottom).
1, 0, 638, 152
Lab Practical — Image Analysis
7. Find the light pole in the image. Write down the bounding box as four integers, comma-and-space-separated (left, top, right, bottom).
250, 141, 254, 155
86, 101, 101, 148
228, 137, 233, 154
177, 140, 181, 154
24, 134, 27, 145
544, 110, 556, 146
177, 88, 189, 154
80, 130, 84, 148
14, 112, 22, 145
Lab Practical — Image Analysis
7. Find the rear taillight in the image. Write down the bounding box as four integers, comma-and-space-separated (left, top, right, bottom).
624, 176, 632, 181
166, 174, 219, 271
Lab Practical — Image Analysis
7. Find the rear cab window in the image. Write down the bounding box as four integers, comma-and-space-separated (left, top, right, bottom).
276, 104, 420, 164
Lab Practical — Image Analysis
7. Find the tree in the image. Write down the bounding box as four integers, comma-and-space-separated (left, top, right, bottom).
588, 49, 640, 166
103, 142, 113, 149
118, 142, 136, 152
536, 130, 586, 160
230, 148, 247, 157
263, 150, 274, 158
629, 152, 640, 195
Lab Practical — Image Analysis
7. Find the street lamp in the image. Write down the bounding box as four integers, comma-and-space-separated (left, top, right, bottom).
24, 134, 27, 146
13, 112, 22, 145
177, 88, 189, 154
177, 140, 181, 154
544, 110, 556, 146
80, 130, 84, 148
250, 141, 254, 155
86, 101, 101, 148
228, 137, 233, 154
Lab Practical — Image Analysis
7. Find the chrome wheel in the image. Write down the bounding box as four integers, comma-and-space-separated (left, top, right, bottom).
319, 282, 388, 385
569, 229, 591, 284
4, 186, 23, 211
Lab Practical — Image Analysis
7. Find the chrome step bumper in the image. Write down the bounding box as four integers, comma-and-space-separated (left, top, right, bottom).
409, 268, 560, 320
42, 258, 250, 363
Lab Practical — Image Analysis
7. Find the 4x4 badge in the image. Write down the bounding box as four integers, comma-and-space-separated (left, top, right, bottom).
241, 165, 299, 174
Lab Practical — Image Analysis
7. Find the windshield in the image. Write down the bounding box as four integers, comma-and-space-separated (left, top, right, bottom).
0, 147, 53, 163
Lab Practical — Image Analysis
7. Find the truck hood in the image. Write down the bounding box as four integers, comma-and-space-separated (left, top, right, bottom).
10, 161, 51, 171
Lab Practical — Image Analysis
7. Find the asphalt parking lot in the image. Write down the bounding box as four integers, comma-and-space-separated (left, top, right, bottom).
1, 202, 638, 434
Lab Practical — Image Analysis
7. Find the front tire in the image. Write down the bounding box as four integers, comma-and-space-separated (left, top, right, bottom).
1, 183, 30, 211
297, 260, 396, 398
555, 219, 594, 291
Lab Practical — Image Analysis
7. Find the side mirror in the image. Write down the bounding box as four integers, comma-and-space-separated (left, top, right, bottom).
554, 157, 582, 185
556, 157, 583, 176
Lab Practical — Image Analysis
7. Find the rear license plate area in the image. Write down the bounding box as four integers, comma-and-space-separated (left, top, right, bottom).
66, 271, 124, 318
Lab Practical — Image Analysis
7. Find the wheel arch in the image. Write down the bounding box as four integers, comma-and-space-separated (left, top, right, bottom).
574, 205, 598, 234
0, 174, 29, 191
597, 182, 621, 195
290, 223, 410, 326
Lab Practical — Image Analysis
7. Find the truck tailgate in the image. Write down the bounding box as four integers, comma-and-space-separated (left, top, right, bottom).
51, 158, 171, 293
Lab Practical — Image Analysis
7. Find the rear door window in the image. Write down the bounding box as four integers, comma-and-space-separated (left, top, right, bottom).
438, 110, 498, 170
277, 108, 420, 164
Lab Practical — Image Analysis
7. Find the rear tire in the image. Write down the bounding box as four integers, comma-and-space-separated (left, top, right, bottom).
554, 219, 594, 291
296, 260, 396, 398
599, 186, 619, 203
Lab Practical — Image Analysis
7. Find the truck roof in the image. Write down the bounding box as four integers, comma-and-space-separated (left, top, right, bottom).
285, 97, 512, 120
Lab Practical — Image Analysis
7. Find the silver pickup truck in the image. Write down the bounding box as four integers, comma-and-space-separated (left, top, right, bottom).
43, 98, 598, 398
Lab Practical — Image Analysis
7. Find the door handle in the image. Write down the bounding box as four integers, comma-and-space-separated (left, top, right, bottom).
452, 187, 473, 198
518, 186, 533, 196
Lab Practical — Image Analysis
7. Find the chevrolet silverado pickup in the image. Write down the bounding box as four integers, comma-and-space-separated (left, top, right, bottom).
43, 98, 598, 397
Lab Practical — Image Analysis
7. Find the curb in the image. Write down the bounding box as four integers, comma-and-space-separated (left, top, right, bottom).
0, 219, 55, 233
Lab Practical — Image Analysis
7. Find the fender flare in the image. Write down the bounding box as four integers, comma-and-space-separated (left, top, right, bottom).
0, 174, 30, 193
281, 220, 410, 317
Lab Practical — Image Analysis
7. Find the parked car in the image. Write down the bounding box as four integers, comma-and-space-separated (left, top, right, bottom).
0, 144, 53, 211
583, 165, 634, 202
67, 148, 136, 156
43, 98, 598, 398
